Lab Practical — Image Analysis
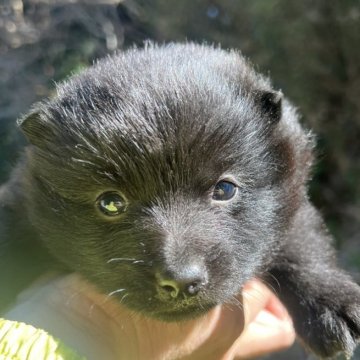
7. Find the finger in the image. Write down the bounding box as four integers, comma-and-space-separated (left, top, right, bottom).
241, 279, 275, 327
230, 309, 295, 359
265, 291, 292, 321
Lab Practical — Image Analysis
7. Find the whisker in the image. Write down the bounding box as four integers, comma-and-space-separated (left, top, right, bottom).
120, 293, 129, 304
229, 295, 243, 310
263, 273, 281, 295
107, 288, 126, 297
242, 285, 267, 306
223, 303, 235, 312
107, 257, 137, 263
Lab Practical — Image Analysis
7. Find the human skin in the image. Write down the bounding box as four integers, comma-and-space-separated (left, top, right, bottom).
4, 274, 295, 360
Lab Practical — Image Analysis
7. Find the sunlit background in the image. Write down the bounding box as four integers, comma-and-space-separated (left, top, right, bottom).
1, 0, 359, 358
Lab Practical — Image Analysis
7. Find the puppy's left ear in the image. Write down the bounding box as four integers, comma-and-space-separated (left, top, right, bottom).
17, 104, 56, 148
256, 90, 283, 124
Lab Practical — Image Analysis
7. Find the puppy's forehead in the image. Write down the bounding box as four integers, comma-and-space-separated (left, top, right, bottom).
102, 95, 242, 188
55, 43, 259, 135
55, 47, 258, 158
47, 45, 271, 193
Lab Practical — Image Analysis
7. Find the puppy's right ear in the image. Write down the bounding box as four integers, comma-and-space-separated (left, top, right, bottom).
17, 105, 56, 148
256, 90, 283, 124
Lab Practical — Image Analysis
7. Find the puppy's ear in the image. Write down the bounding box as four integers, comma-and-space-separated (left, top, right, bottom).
17, 105, 56, 148
256, 90, 283, 124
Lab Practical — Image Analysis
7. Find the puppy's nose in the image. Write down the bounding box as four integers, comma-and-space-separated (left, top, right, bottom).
157, 263, 208, 298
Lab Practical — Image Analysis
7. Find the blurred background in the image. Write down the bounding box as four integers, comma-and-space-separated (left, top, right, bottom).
0, 0, 359, 358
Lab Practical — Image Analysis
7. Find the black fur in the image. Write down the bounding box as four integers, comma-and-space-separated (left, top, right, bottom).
1, 43, 359, 358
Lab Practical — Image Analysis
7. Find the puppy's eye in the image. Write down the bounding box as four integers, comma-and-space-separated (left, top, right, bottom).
212, 181, 237, 201
97, 192, 127, 216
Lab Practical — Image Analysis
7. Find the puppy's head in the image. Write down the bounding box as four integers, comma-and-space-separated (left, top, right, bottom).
19, 43, 312, 320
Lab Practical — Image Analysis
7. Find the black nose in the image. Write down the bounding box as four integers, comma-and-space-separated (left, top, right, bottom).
157, 263, 208, 298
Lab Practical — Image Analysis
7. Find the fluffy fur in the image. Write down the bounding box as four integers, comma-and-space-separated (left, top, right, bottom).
0, 43, 359, 358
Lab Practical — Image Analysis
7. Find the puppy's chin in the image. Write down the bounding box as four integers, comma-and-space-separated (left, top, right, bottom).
150, 304, 215, 322
111, 292, 217, 322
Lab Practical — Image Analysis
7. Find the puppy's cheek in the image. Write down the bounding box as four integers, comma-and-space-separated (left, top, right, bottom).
205, 257, 244, 303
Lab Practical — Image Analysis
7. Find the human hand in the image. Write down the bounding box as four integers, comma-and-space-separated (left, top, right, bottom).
110, 279, 295, 360
4, 275, 295, 360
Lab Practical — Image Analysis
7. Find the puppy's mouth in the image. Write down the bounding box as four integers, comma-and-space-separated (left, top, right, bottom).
149, 288, 217, 321
150, 302, 215, 322
110, 289, 216, 321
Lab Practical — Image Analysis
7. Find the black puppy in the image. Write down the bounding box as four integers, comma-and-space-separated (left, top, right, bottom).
1, 43, 359, 358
